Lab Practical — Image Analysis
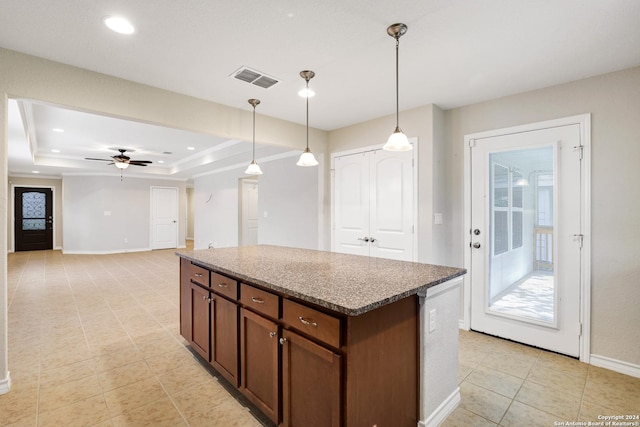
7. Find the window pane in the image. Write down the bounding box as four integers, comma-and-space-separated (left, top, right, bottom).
494, 164, 509, 207
22, 192, 46, 219
23, 219, 46, 230
494, 211, 508, 255
512, 172, 523, 208
512, 211, 523, 249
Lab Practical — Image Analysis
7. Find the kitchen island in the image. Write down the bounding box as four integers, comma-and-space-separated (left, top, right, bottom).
176, 245, 465, 427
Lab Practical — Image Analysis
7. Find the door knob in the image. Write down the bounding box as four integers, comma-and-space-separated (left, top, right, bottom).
472, 242, 481, 249
357, 237, 370, 242
473, 229, 481, 235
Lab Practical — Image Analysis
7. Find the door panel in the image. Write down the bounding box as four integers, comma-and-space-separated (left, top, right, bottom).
15, 187, 53, 251
240, 179, 259, 246
470, 124, 582, 356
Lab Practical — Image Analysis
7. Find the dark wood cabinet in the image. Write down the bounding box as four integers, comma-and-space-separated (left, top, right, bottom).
240, 308, 279, 424
190, 283, 211, 361
179, 256, 419, 427
210, 294, 239, 386
281, 329, 341, 427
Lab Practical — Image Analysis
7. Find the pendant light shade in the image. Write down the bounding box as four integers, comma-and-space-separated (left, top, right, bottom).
297, 70, 319, 167
383, 23, 412, 152
245, 98, 263, 175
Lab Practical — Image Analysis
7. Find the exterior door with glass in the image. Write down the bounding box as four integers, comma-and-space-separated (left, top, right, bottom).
14, 187, 53, 251
469, 122, 585, 357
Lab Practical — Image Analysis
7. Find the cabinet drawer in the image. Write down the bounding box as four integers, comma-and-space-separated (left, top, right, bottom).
282, 299, 340, 348
189, 263, 210, 288
211, 272, 238, 300
240, 284, 279, 319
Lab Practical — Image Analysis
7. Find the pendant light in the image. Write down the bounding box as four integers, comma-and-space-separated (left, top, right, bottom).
383, 23, 412, 152
245, 98, 263, 175
296, 70, 319, 167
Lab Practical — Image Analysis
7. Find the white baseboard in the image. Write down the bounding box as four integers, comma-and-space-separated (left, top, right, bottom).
0, 372, 12, 395
459, 320, 469, 330
590, 354, 640, 379
418, 387, 461, 427
62, 247, 150, 255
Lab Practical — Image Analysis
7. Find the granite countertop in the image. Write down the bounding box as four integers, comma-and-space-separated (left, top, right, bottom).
176, 245, 466, 316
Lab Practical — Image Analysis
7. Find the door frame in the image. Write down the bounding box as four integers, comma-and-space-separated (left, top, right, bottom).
330, 138, 419, 260
10, 184, 56, 252
149, 186, 179, 249
463, 114, 591, 362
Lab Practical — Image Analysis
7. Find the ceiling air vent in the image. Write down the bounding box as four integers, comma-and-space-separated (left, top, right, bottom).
230, 66, 279, 89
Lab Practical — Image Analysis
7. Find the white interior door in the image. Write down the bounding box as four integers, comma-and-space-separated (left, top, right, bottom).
369, 149, 414, 260
333, 152, 370, 256
333, 149, 414, 261
240, 178, 259, 246
469, 124, 583, 357
150, 187, 178, 249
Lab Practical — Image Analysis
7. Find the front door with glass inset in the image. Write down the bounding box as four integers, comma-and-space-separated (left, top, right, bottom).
470, 124, 583, 357
15, 187, 53, 251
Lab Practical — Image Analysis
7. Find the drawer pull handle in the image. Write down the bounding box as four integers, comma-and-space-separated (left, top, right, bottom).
251, 297, 265, 304
279, 337, 287, 345
269, 331, 277, 338
299, 316, 318, 327
218, 283, 228, 288
194, 273, 203, 278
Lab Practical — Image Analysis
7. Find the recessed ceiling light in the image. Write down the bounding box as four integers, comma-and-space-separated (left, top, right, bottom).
32, 171, 39, 174
103, 16, 135, 35
52, 128, 64, 133
298, 88, 315, 98
187, 147, 195, 151
51, 149, 60, 153
158, 160, 165, 164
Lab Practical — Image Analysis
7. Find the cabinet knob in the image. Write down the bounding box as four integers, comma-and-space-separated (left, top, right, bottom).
269, 331, 277, 338
279, 337, 287, 345
202, 295, 207, 301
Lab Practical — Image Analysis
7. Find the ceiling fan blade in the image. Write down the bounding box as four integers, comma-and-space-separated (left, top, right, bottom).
85, 158, 112, 161
128, 162, 149, 166
129, 160, 152, 165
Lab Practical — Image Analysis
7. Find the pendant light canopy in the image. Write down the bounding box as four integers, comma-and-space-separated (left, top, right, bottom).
297, 70, 319, 167
245, 98, 263, 175
383, 23, 412, 152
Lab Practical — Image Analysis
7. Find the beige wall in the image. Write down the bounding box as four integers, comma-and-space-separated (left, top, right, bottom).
445, 67, 640, 365
7, 176, 63, 251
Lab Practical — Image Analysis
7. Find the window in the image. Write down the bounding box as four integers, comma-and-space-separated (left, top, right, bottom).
490, 162, 524, 256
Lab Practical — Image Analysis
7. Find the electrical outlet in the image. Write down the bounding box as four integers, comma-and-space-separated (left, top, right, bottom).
429, 309, 436, 332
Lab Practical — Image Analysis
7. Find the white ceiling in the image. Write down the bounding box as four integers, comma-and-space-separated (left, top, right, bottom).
2, 0, 640, 179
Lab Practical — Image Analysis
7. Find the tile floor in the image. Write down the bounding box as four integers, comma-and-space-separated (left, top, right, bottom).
2, 249, 639, 426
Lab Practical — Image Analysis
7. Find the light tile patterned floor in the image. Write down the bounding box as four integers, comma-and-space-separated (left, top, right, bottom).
2, 249, 639, 426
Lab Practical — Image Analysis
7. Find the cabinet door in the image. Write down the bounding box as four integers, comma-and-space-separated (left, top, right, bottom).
240, 308, 279, 423
281, 329, 341, 427
211, 295, 239, 386
179, 258, 192, 342
190, 283, 210, 361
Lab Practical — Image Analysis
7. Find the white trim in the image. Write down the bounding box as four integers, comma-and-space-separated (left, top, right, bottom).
463, 114, 591, 362
330, 138, 418, 261
61, 172, 188, 181
61, 247, 150, 255
191, 150, 300, 178
418, 387, 460, 427
590, 355, 640, 379
0, 372, 11, 395
9, 184, 56, 252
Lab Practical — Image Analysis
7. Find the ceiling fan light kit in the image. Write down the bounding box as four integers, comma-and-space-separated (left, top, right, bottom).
85, 148, 152, 179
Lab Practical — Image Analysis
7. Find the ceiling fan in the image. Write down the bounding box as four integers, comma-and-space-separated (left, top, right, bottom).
85, 148, 152, 170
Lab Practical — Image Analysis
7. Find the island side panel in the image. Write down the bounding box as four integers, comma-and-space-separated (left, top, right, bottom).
179, 257, 192, 342
345, 295, 419, 427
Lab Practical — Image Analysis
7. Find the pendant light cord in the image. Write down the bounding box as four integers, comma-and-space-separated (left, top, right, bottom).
252, 105, 256, 160
306, 79, 310, 150
395, 36, 400, 129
